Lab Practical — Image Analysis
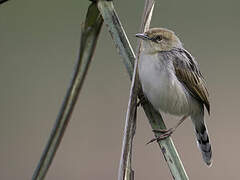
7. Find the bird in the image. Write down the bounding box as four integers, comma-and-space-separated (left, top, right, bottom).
136, 28, 212, 166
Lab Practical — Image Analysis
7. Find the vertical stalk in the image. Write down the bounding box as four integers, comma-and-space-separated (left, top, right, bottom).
32, 3, 103, 180
118, 1, 155, 180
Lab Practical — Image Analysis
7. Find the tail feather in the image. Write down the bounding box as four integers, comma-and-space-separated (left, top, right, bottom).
192, 111, 212, 166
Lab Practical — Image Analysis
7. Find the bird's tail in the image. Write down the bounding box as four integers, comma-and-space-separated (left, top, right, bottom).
191, 111, 212, 166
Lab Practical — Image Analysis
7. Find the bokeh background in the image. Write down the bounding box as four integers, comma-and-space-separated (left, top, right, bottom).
0, 0, 239, 179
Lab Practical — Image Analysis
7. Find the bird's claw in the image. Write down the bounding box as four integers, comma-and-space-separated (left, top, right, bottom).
146, 129, 174, 145
152, 128, 174, 133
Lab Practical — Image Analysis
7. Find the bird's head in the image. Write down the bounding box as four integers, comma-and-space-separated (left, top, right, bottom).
136, 28, 182, 53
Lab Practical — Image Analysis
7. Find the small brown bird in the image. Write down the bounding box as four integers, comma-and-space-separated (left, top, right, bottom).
136, 28, 212, 166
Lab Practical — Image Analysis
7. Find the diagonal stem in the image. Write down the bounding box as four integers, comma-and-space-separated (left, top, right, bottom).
32, 3, 103, 180
97, 0, 189, 179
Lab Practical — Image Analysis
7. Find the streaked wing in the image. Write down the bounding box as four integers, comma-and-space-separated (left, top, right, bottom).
172, 48, 210, 114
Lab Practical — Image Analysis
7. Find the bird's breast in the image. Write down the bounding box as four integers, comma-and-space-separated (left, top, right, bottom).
138, 53, 191, 115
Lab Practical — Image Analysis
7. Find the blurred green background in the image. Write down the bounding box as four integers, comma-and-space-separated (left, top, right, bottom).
0, 0, 239, 179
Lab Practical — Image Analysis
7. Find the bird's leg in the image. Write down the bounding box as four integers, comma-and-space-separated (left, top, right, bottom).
137, 94, 147, 107
147, 115, 188, 144
153, 115, 188, 133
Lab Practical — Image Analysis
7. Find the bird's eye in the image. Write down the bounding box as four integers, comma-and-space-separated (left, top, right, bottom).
153, 35, 163, 43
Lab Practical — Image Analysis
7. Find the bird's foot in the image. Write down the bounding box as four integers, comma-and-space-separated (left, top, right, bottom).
146, 128, 174, 145
146, 116, 188, 145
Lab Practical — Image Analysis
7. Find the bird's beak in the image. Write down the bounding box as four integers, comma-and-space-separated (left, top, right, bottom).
135, 33, 150, 40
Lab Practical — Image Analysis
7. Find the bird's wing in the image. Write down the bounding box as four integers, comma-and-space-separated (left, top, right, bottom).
172, 48, 210, 114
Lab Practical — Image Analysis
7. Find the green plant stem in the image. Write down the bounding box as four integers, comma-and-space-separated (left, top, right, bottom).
97, 1, 189, 179
118, 78, 137, 180
32, 3, 103, 180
